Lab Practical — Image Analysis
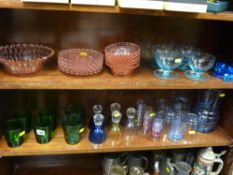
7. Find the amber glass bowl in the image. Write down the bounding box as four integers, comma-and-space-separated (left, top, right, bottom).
58, 48, 104, 76
104, 42, 141, 76
0, 44, 54, 75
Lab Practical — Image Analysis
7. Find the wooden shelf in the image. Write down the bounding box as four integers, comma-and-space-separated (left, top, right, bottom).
0, 67, 232, 90
0, 0, 233, 22
0, 126, 231, 157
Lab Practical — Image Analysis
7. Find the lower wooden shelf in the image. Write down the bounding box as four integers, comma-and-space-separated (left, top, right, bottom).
0, 126, 231, 157
14, 165, 101, 175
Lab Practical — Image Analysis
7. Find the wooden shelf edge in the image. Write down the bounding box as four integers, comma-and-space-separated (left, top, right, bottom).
0, 0, 233, 22
0, 68, 232, 90
0, 127, 231, 157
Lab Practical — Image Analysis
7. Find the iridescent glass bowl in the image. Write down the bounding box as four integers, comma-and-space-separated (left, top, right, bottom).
0, 44, 54, 75
153, 47, 183, 80
185, 52, 216, 81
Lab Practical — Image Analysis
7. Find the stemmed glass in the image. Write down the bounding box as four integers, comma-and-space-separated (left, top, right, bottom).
153, 45, 183, 80
185, 52, 216, 81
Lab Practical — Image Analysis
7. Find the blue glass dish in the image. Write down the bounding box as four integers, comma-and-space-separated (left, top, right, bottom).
185, 52, 216, 81
153, 45, 183, 80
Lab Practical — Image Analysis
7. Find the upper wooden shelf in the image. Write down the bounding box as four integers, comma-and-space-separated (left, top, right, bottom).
0, 67, 232, 90
0, 127, 231, 157
1, 0, 233, 22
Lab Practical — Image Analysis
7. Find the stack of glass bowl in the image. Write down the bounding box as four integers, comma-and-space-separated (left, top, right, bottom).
105, 42, 141, 76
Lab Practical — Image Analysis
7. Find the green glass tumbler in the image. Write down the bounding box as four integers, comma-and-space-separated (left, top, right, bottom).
62, 114, 84, 145
33, 116, 53, 144
13, 110, 31, 133
4, 119, 25, 147
39, 108, 57, 131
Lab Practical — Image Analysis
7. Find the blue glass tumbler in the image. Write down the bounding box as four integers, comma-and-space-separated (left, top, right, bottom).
89, 114, 106, 144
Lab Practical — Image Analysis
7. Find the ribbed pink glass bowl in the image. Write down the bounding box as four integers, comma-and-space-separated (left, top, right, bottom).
58, 48, 104, 76
104, 42, 141, 76
0, 44, 54, 75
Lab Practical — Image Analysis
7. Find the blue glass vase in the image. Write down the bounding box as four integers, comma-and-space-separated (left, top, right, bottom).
89, 114, 106, 144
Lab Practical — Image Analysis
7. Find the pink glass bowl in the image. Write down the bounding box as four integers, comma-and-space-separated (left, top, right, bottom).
58, 48, 104, 76
0, 44, 54, 75
104, 42, 141, 76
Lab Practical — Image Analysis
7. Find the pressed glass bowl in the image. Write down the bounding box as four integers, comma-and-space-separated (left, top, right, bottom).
0, 44, 54, 75
58, 48, 104, 76
185, 52, 216, 81
153, 48, 183, 80
104, 42, 141, 76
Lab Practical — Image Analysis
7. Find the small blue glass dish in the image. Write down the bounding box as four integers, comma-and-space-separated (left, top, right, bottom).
153, 46, 183, 80
185, 52, 216, 81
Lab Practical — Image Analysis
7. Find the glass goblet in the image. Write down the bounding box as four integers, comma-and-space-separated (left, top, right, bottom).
153, 47, 183, 80
185, 52, 216, 81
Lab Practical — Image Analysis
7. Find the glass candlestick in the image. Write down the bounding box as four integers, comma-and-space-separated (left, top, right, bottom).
125, 107, 137, 133
109, 111, 122, 138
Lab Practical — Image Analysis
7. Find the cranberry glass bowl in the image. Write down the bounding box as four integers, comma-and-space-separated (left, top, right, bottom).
0, 44, 54, 75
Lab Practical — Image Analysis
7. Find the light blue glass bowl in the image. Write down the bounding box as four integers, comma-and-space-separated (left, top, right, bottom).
185, 52, 216, 81
153, 47, 183, 80
178, 46, 200, 71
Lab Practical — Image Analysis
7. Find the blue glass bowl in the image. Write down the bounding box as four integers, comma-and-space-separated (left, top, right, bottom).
178, 46, 200, 71
153, 47, 183, 80
185, 52, 216, 81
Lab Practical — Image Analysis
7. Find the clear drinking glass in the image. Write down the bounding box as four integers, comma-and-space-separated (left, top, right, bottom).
151, 118, 164, 141
185, 52, 216, 81
136, 99, 146, 127
142, 108, 154, 135
153, 45, 183, 80
186, 113, 198, 141
168, 119, 186, 142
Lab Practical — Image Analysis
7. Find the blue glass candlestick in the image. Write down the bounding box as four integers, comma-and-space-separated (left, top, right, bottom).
89, 114, 106, 144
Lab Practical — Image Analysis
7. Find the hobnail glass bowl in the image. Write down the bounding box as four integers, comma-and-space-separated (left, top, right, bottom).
153, 45, 183, 80
185, 52, 216, 81
0, 44, 54, 75
58, 48, 104, 76
104, 42, 141, 76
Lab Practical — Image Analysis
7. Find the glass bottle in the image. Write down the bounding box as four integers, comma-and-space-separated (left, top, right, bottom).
109, 111, 122, 138
89, 113, 106, 144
